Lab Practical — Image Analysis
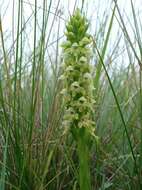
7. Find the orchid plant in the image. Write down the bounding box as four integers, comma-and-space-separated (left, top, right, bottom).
60, 9, 97, 190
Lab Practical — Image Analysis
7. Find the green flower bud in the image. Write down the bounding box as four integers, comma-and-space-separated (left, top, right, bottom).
65, 32, 75, 42
66, 24, 73, 32
61, 41, 72, 49
80, 37, 91, 46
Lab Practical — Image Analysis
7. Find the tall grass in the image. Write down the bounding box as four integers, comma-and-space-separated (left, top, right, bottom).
0, 0, 142, 189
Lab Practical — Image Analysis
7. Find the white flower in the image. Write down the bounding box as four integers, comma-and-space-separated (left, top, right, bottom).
72, 42, 78, 48
60, 88, 67, 95
79, 96, 87, 103
79, 37, 91, 46
64, 108, 79, 121
79, 56, 87, 63
66, 107, 75, 114
83, 73, 92, 80
71, 81, 80, 88
66, 66, 74, 72
59, 74, 66, 80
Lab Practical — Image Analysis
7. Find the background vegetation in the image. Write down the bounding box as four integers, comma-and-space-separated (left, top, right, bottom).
0, 0, 142, 189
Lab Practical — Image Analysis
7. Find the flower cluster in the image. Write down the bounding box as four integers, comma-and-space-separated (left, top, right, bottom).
60, 9, 96, 137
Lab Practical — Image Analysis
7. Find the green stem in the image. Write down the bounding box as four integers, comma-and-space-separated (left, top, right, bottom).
77, 136, 91, 190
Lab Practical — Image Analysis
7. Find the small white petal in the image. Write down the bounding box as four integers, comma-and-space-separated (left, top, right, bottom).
79, 56, 87, 63
60, 89, 67, 95
59, 75, 66, 80
72, 42, 78, 48
66, 66, 74, 72
71, 81, 80, 88
83, 73, 92, 80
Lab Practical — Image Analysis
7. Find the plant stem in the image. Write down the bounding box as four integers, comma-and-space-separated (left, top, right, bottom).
77, 136, 91, 190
